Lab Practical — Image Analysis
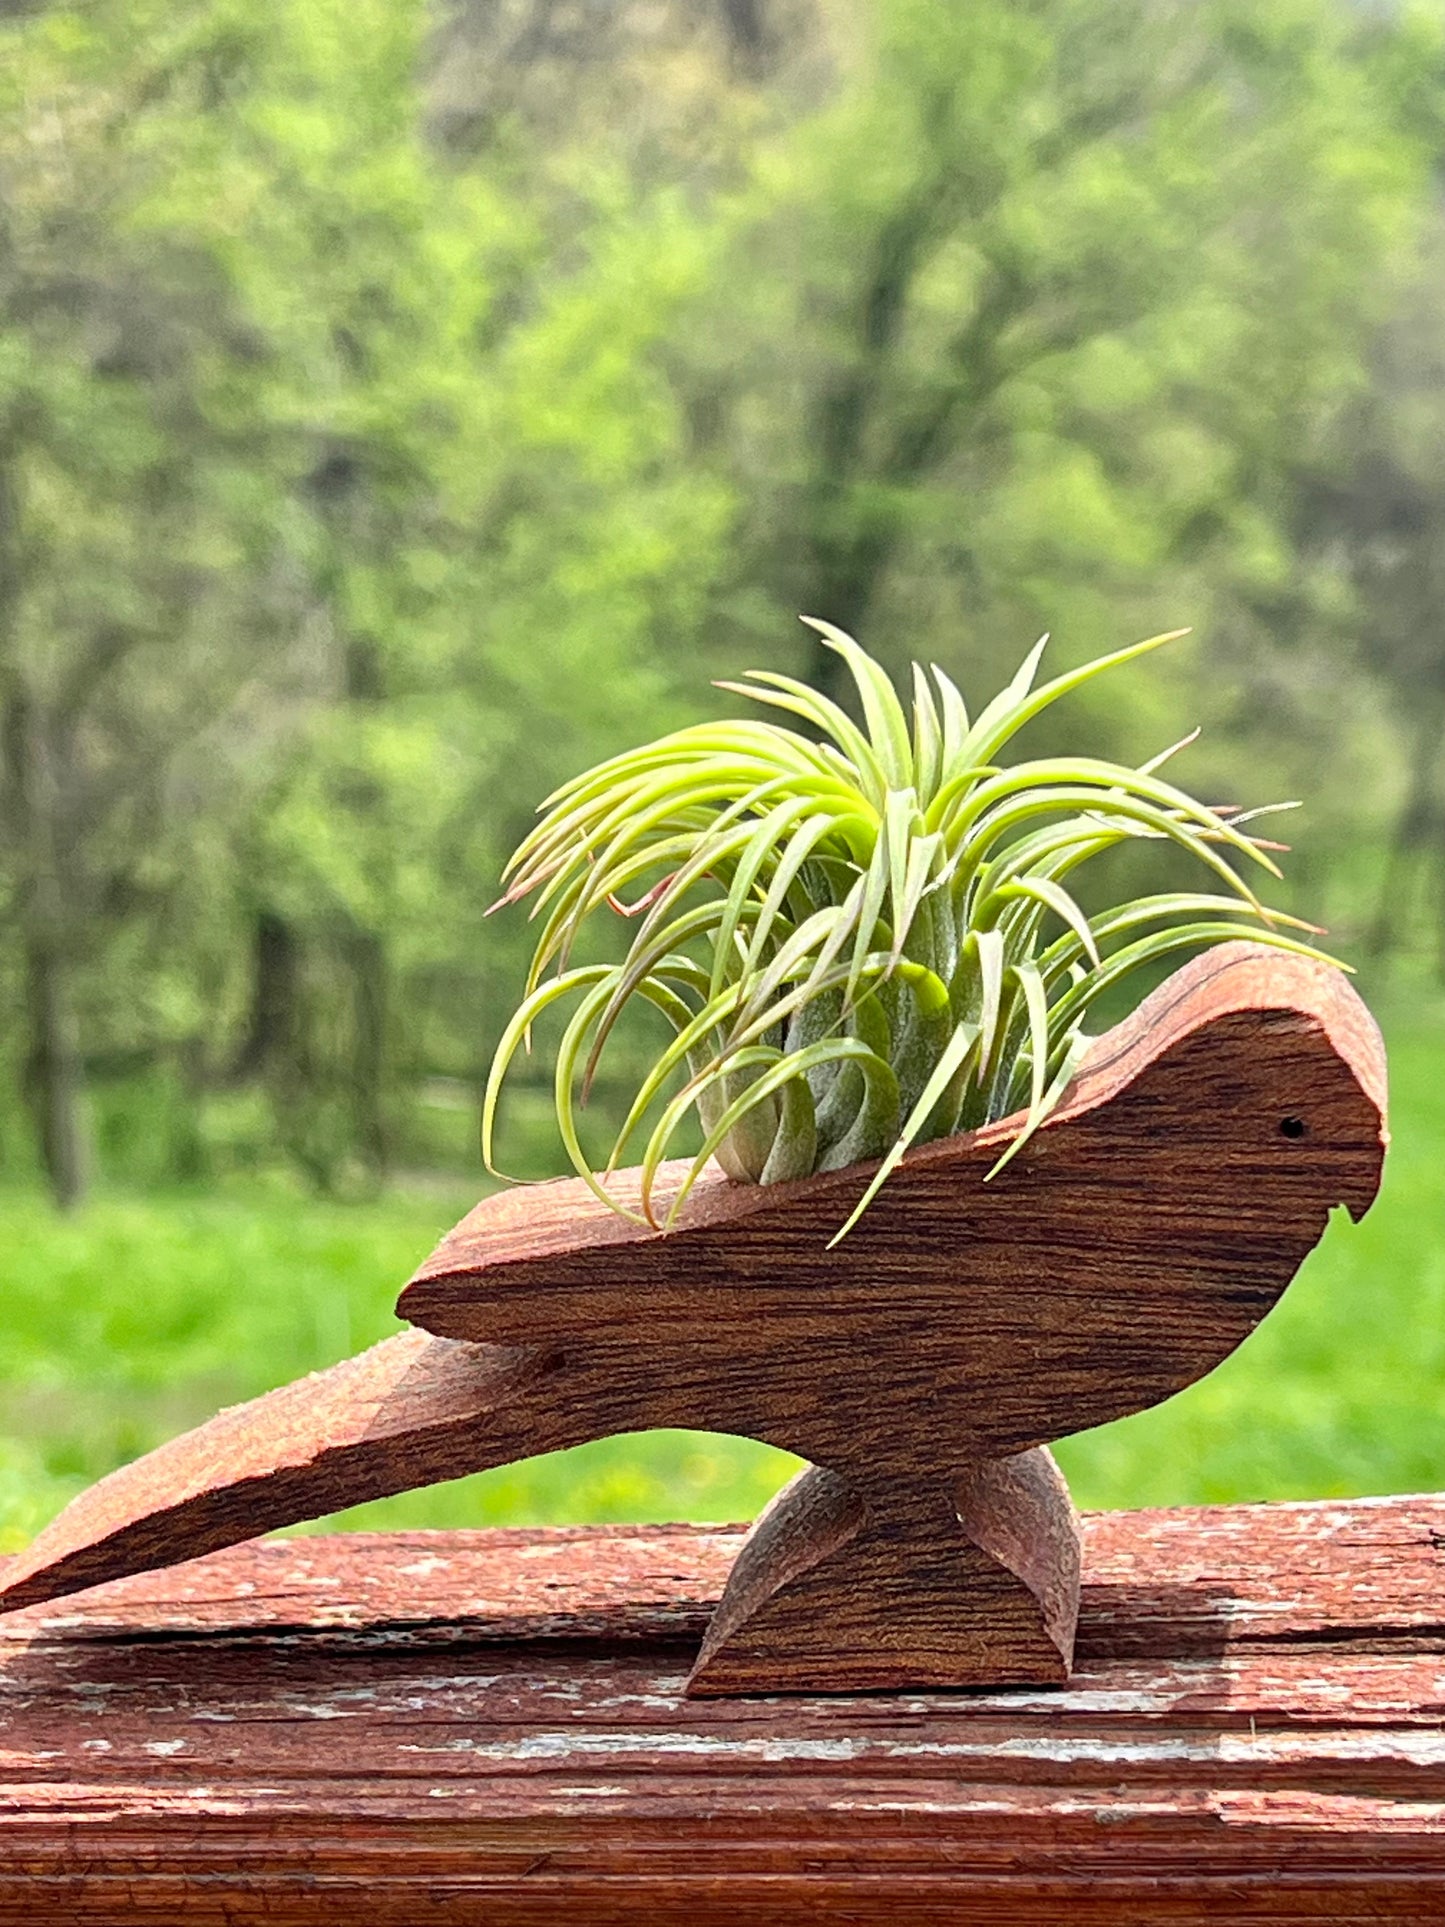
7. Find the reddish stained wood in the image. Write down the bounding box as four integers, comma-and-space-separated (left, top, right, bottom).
689, 1449, 1082, 1693
0, 1331, 562, 1613
404, 948, 1388, 1433
0, 943, 1389, 1698
0, 1497, 1443, 1923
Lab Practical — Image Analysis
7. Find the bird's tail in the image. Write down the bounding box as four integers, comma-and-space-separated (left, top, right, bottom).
0, 1332, 646, 1616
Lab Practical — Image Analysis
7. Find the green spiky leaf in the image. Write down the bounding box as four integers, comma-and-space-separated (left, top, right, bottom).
485, 622, 1340, 1240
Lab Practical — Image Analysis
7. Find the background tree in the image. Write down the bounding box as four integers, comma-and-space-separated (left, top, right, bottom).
0, 0, 1440, 1204
698, 0, 1437, 708
0, 2, 298, 1203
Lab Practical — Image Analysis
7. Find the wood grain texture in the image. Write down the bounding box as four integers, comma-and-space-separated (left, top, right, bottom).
689, 1448, 1081, 1693
0, 1497, 1443, 1924
0, 1333, 555, 1614
401, 944, 1387, 1474
0, 943, 1388, 1698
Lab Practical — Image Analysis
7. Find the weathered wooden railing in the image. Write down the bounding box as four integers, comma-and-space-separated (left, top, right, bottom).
1, 1493, 1442, 1923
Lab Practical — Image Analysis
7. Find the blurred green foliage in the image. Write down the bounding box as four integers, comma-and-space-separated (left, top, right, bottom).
0, 0, 1441, 1205
2, 0, 1445, 1533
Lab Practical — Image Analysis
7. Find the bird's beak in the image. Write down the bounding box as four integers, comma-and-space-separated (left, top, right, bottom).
1340, 1125, 1389, 1222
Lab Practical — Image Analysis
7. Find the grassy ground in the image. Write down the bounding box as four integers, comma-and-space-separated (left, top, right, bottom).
1, 1001, 1442, 1551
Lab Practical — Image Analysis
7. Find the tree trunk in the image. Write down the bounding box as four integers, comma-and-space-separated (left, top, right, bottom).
3, 671, 92, 1210
22, 932, 89, 1210
801, 536, 893, 703
1367, 689, 1445, 963
719, 0, 773, 78
346, 924, 389, 1182
232, 909, 301, 1081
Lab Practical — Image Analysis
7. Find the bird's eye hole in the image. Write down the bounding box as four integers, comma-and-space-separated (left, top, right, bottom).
1279, 1116, 1308, 1140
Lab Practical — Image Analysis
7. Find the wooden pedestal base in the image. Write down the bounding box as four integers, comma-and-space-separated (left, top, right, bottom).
691, 1450, 1080, 1694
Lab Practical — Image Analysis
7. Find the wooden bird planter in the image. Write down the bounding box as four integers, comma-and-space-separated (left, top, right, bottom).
0, 942, 1387, 1696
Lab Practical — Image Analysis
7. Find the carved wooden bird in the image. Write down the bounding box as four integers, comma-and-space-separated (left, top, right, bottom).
0, 943, 1387, 1694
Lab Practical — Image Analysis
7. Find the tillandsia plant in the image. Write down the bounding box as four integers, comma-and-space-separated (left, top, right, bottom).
485, 622, 1332, 1243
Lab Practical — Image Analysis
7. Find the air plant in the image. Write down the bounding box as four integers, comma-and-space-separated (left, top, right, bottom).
485, 622, 1330, 1243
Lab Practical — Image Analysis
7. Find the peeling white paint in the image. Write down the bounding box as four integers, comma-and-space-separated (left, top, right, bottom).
966, 1687, 1171, 1714
382, 1722, 1445, 1771
1217, 1730, 1445, 1768
400, 1732, 868, 1764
